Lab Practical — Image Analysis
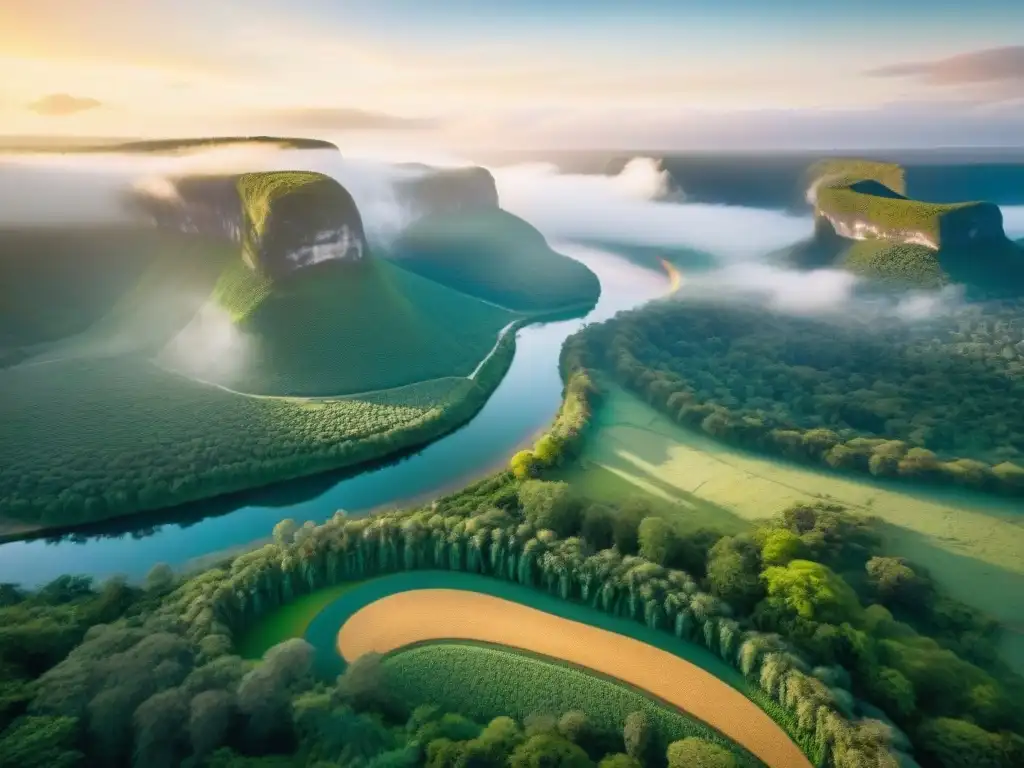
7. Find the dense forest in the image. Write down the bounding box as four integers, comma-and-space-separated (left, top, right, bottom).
570, 298, 1024, 496
0, 329, 516, 535
2, 467, 1021, 767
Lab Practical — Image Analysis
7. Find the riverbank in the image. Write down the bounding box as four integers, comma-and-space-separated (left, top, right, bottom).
0, 318, 523, 543
0, 248, 670, 584
558, 383, 1024, 672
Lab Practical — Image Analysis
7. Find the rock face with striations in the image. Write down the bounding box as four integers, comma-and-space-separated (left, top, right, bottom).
778, 160, 1024, 295
814, 179, 1007, 251
130, 171, 367, 279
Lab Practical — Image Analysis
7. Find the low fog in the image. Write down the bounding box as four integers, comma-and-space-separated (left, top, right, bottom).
1, 144, 1012, 331
490, 158, 812, 260
1002, 206, 1024, 239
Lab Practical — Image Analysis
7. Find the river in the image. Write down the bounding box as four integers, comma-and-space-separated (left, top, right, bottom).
0, 244, 671, 586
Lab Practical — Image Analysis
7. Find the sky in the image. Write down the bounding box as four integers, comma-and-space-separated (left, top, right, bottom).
2, 0, 1023, 150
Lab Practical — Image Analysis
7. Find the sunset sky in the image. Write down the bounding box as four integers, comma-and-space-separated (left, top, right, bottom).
2, 0, 1022, 149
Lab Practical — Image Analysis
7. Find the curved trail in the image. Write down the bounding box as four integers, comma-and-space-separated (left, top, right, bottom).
338, 589, 811, 768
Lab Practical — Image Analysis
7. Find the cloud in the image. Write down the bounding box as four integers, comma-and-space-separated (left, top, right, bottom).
27, 93, 102, 117
866, 46, 1024, 84
492, 159, 819, 256
244, 107, 434, 132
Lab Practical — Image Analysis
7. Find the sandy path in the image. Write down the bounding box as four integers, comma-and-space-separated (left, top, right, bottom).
337, 589, 810, 768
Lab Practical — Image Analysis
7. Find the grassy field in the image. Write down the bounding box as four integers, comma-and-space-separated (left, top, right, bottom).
221, 258, 514, 396
383, 641, 763, 766
393, 209, 601, 312
235, 581, 366, 659
561, 384, 1024, 670
338, 589, 809, 768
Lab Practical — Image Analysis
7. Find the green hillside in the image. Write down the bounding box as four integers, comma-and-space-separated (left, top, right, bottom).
212, 257, 514, 396
0, 227, 192, 349
393, 209, 600, 312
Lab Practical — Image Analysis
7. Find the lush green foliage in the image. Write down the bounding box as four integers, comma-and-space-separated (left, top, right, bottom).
0, 329, 517, 531
815, 185, 978, 244
381, 642, 757, 765
220, 258, 513, 396
579, 298, 1024, 495
806, 160, 906, 196
4, 466, 1021, 767
842, 240, 947, 288
394, 209, 601, 313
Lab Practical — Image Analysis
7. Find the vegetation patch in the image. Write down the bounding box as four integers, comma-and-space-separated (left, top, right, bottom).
840, 240, 946, 288
220, 258, 514, 396
0, 331, 518, 534
381, 641, 763, 766
584, 299, 1024, 492
393, 208, 601, 313
805, 159, 907, 196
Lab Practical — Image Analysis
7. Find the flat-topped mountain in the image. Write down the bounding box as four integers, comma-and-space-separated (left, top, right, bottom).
781, 159, 1024, 295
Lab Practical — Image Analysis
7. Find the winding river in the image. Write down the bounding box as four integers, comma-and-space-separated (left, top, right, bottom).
0, 244, 671, 586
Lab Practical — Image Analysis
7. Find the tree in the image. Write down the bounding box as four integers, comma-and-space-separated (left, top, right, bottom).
337, 652, 394, 714
666, 738, 737, 768
706, 536, 763, 612
863, 666, 916, 720
133, 687, 189, 768
144, 563, 175, 594
865, 557, 928, 608
761, 560, 862, 623
426, 738, 465, 768
0, 715, 83, 768
581, 505, 615, 550
459, 716, 525, 768
510, 451, 539, 481
557, 711, 591, 745
237, 639, 313, 747
273, 519, 298, 547
915, 717, 1008, 768
509, 733, 593, 768
759, 529, 803, 567
518, 481, 579, 537
637, 517, 676, 566
189, 690, 235, 759
612, 500, 649, 554
622, 712, 649, 761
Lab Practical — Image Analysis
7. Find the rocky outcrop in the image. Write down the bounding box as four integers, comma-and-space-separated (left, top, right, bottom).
130, 175, 244, 243
240, 172, 366, 278
395, 165, 499, 218
814, 182, 1007, 251
128, 171, 367, 279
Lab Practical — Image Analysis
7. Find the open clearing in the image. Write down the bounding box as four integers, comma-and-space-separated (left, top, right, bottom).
563, 384, 1024, 671
337, 588, 811, 768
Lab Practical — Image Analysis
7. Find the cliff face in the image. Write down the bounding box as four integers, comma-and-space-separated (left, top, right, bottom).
241, 172, 366, 278
130, 171, 367, 279
814, 183, 1007, 251
396, 165, 500, 218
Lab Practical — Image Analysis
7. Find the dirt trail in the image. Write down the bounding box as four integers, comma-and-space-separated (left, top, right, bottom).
338, 589, 811, 768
